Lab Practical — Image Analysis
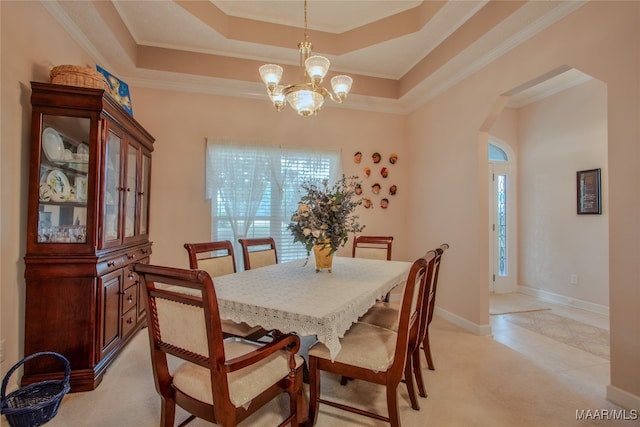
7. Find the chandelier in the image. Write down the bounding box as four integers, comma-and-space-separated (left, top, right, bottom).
258, 0, 353, 117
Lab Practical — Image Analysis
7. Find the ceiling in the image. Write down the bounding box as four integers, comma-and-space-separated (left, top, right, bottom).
43, 0, 588, 114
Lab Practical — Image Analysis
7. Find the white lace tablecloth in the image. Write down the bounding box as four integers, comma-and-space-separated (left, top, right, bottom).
214, 256, 412, 361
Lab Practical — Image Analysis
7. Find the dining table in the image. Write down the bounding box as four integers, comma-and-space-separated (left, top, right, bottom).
213, 255, 412, 361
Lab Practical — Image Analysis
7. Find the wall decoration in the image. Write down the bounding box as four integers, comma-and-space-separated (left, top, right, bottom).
577, 168, 601, 214
96, 65, 133, 116
354, 151, 398, 214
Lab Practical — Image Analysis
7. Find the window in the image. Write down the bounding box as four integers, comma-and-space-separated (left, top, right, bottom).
206, 141, 340, 267
488, 143, 508, 162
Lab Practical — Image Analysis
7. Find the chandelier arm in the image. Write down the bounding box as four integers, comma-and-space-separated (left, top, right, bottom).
324, 91, 344, 104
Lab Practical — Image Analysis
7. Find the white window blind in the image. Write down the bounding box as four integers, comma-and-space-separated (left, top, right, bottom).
206, 141, 340, 268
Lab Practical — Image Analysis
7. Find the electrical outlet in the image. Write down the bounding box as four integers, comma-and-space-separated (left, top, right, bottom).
0, 339, 5, 362
570, 274, 578, 285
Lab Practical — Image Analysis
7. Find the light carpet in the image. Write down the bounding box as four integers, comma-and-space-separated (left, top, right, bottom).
490, 293, 551, 315
500, 310, 610, 360
26, 317, 632, 427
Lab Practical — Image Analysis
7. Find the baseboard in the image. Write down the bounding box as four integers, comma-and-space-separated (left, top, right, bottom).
434, 307, 492, 336
518, 285, 609, 316
607, 384, 640, 410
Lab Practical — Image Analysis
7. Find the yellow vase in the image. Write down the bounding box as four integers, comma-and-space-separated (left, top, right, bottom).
313, 243, 334, 273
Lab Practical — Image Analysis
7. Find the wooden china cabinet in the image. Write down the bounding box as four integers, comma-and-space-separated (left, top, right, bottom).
23, 82, 154, 391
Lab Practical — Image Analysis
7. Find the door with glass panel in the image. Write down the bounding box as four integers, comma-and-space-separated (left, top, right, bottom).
488, 142, 516, 293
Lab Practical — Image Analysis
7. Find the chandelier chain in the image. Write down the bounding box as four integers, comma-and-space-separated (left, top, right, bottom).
304, 0, 308, 43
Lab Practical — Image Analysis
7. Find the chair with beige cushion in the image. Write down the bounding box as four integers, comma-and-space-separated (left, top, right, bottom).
184, 241, 269, 341
133, 263, 305, 427
358, 243, 449, 404
238, 237, 278, 270
307, 252, 435, 426
352, 235, 393, 260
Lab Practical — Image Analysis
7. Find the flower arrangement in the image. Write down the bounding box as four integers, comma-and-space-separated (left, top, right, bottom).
288, 175, 365, 255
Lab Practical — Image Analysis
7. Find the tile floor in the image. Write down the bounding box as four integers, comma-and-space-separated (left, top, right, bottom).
3, 293, 631, 427
490, 292, 611, 403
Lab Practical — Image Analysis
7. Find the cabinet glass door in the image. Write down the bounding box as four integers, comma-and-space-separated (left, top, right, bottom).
124, 143, 138, 239
104, 130, 122, 244
140, 154, 151, 236
37, 115, 90, 244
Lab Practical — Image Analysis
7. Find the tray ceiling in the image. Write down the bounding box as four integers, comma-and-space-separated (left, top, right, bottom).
42, 0, 587, 114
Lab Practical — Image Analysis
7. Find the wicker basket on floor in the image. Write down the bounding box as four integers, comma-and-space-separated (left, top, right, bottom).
1, 352, 70, 427
50, 65, 108, 90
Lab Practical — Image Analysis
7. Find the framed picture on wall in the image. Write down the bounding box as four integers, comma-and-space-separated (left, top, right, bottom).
577, 168, 601, 215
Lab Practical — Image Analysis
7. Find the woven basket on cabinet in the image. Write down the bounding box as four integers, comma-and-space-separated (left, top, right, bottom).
50, 65, 108, 90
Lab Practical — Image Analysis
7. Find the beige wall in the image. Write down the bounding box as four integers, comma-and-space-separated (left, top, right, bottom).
518, 79, 609, 306
1, 0, 639, 408
131, 87, 410, 269
405, 1, 640, 404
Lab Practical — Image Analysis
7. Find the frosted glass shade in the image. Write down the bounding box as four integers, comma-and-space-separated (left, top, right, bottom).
305, 56, 330, 83
269, 85, 287, 111
331, 75, 353, 99
286, 89, 324, 117
259, 64, 283, 89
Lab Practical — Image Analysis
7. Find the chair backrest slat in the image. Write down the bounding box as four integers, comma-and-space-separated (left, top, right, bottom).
238, 237, 278, 270
352, 235, 393, 260
184, 240, 237, 277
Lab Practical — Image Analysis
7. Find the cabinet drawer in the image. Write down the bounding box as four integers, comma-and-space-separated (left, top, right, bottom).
121, 307, 138, 338
123, 246, 152, 265
97, 255, 127, 276
123, 267, 139, 289
121, 285, 137, 313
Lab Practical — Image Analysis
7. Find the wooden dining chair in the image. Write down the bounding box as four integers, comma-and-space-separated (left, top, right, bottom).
421, 243, 449, 372
352, 235, 393, 260
238, 237, 278, 270
358, 243, 449, 404
184, 241, 270, 342
353, 235, 394, 302
132, 263, 305, 427
307, 252, 435, 426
